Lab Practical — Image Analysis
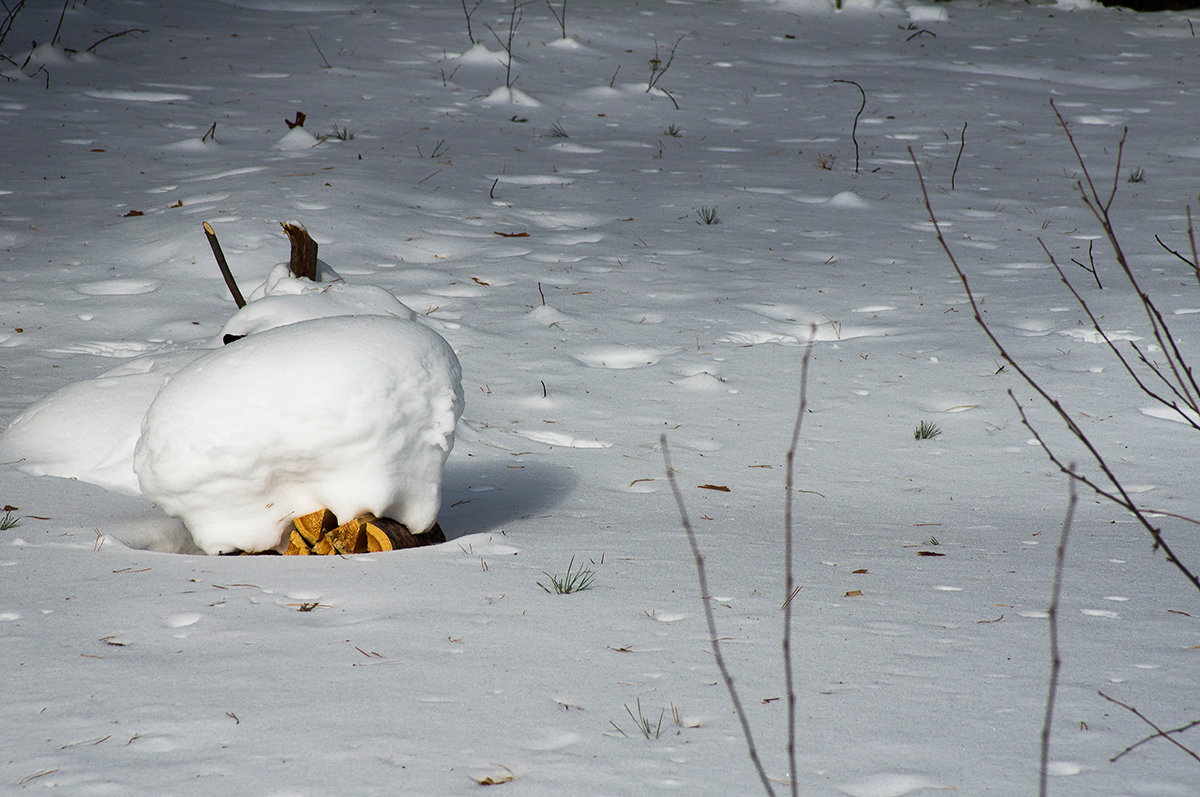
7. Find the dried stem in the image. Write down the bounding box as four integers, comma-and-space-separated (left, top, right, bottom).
951, 121, 967, 191
833, 79, 865, 175
1099, 692, 1200, 764
1112, 718, 1200, 763
1049, 99, 1200, 420
646, 34, 685, 93
662, 436, 777, 796
909, 146, 1199, 592
1039, 468, 1077, 797
202, 221, 245, 308
782, 326, 815, 797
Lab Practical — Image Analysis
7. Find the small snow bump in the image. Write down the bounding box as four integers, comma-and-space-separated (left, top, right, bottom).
838, 773, 946, 797
827, 191, 870, 209
1081, 609, 1120, 619
0, 612, 21, 621
163, 613, 202, 628
933, 585, 962, 592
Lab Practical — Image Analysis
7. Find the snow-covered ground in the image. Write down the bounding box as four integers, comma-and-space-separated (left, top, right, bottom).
2, 0, 1198, 794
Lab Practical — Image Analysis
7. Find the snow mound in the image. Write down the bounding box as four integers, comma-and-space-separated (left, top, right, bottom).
0, 351, 205, 495
221, 262, 417, 340
272, 126, 319, 150
133, 315, 464, 554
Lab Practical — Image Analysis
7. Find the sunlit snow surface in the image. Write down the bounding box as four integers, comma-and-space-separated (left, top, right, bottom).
1, 0, 1199, 794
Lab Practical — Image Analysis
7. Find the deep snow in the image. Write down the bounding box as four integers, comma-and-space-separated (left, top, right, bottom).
1, 0, 1198, 794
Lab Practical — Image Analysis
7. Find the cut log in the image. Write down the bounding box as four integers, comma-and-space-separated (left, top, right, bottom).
367, 516, 446, 549
281, 221, 318, 281
293, 508, 337, 546
327, 515, 370, 555
282, 508, 445, 555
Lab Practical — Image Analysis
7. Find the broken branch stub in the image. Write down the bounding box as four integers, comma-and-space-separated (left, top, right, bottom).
281, 221, 318, 281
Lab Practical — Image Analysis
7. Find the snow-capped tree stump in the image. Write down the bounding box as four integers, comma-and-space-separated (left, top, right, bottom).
284, 508, 445, 555
281, 221, 318, 281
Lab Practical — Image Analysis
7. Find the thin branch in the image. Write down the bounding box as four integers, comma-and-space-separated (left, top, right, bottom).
460, 0, 483, 45
833, 79, 865, 175
1099, 691, 1200, 764
307, 30, 331, 69
910, 146, 1200, 592
646, 34, 685, 93
1050, 99, 1200, 414
1069, 240, 1101, 290
951, 121, 967, 191
202, 221, 246, 308
86, 28, 148, 53
1039, 239, 1200, 430
1112, 718, 1200, 762
50, 0, 66, 47
545, 0, 566, 39
1039, 468, 1078, 797
782, 326, 816, 797
663, 437, 776, 797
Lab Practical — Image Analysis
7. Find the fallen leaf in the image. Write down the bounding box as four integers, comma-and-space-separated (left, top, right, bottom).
493, 231, 529, 238
917, 550, 945, 557
475, 773, 515, 786
851, 568, 868, 574
844, 589, 863, 598
122, 210, 144, 217
629, 478, 654, 487
471, 277, 491, 286
697, 484, 730, 492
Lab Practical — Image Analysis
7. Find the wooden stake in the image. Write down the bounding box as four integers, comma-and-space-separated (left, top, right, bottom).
281, 221, 318, 280
202, 221, 246, 308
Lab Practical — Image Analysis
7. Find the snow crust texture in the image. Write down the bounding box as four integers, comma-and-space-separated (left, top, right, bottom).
133, 316, 463, 554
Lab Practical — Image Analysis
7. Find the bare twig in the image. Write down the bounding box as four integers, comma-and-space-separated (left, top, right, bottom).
202, 222, 245, 308
1099, 691, 1200, 764
646, 34, 685, 93
782, 326, 816, 797
1070, 240, 1101, 289
50, 0, 67, 47
951, 121, 967, 191
307, 30, 331, 69
86, 28, 148, 53
833, 79, 865, 175
1112, 718, 1200, 762
1049, 100, 1200, 418
663, 437, 776, 797
1039, 468, 1078, 797
0, 1, 26, 52
487, 0, 536, 90
546, 0, 567, 39
1154, 207, 1200, 289
910, 146, 1200, 592
460, 0, 483, 44
1039, 240, 1198, 430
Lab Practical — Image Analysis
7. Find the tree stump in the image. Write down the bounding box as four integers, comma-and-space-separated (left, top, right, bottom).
281, 221, 318, 281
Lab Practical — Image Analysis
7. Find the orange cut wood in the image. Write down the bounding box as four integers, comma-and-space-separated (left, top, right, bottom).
285, 529, 313, 555
293, 508, 337, 546
365, 522, 394, 553
327, 515, 371, 554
